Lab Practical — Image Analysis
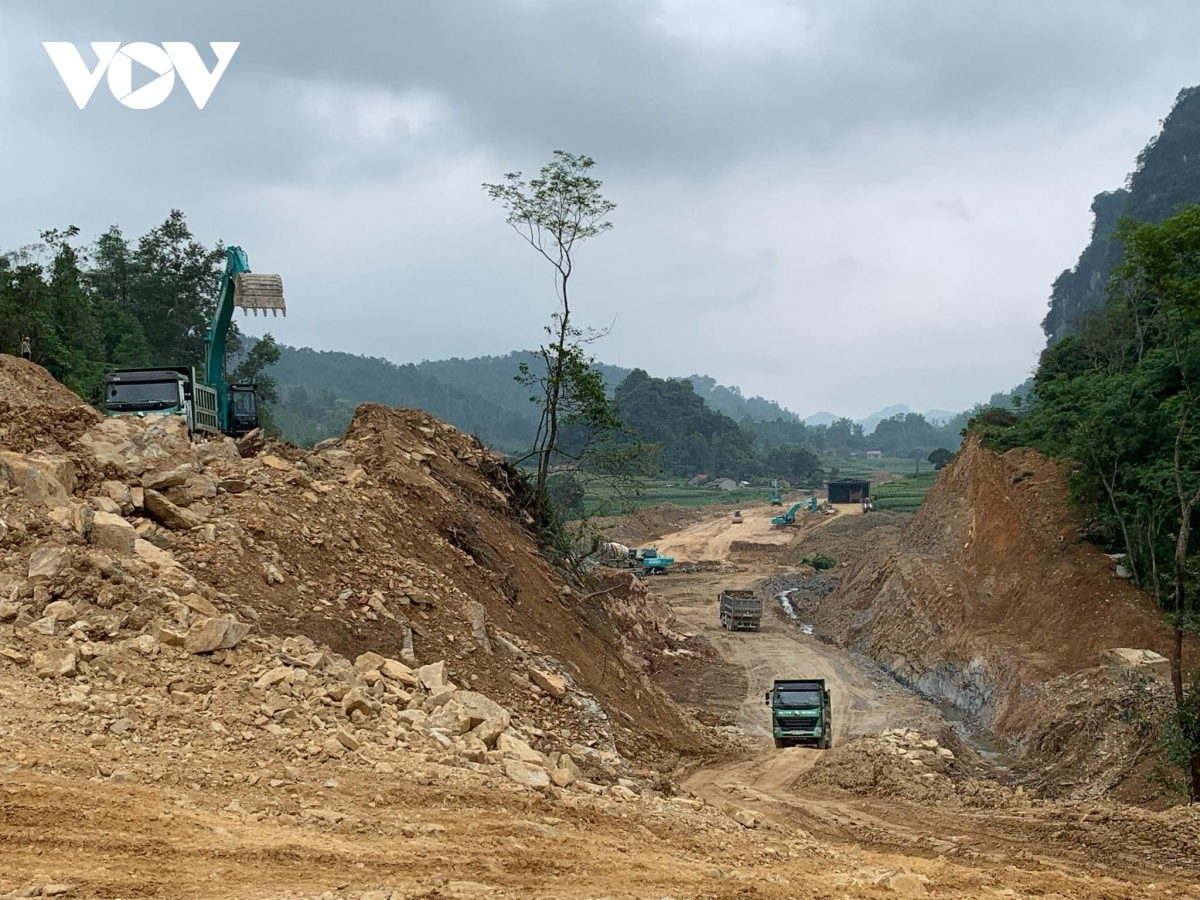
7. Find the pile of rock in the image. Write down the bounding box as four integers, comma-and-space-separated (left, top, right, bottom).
877, 728, 956, 773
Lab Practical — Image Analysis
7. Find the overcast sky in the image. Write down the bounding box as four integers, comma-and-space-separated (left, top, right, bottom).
2, 1, 1198, 419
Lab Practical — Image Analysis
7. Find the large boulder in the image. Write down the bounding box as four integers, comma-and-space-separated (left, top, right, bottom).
100, 481, 135, 514
141, 464, 195, 491
32, 648, 77, 678
89, 511, 136, 557
427, 700, 471, 735
497, 733, 543, 765
184, 617, 249, 653
134, 539, 180, 570
0, 451, 73, 507
77, 415, 194, 475
503, 759, 550, 789
28, 546, 71, 585
1102, 648, 1171, 681
48, 501, 95, 537
418, 660, 449, 692
379, 658, 418, 687
529, 667, 568, 700
143, 489, 202, 531
454, 691, 510, 731
196, 439, 241, 466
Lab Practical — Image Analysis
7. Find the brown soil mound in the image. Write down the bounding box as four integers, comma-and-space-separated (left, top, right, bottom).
788, 510, 907, 566
588, 502, 705, 546
0, 363, 716, 792
0, 356, 101, 453
0, 354, 94, 409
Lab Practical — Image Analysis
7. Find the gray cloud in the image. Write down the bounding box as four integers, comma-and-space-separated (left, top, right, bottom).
0, 1, 1196, 417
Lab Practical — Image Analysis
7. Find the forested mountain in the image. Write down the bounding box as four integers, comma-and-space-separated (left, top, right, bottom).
610, 370, 823, 482
1043, 86, 1200, 343
268, 347, 539, 450
269, 347, 813, 452
613, 369, 758, 476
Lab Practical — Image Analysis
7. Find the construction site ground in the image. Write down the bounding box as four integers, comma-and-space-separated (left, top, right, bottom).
2, 355, 1199, 899
645, 504, 1200, 898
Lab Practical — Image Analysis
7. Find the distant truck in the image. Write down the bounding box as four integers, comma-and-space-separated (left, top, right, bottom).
719, 589, 762, 631
766, 678, 832, 749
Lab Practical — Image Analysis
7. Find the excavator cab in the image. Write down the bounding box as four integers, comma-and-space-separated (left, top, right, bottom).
226, 384, 259, 436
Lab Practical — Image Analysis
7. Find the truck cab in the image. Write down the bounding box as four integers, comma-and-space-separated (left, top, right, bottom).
766, 678, 832, 749
99, 367, 220, 436
101, 367, 193, 427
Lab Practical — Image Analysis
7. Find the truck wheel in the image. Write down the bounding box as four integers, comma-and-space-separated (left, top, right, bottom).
773, 738, 784, 749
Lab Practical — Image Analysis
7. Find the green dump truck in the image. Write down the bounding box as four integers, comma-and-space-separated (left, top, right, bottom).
766, 678, 832, 749
719, 589, 762, 631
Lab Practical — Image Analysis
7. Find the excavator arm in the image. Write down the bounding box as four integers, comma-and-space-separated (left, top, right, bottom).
203, 246, 285, 433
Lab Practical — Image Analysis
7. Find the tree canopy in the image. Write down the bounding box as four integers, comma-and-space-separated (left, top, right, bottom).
0, 211, 277, 413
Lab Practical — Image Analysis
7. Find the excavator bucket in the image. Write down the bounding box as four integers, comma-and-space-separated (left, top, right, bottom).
233, 273, 286, 317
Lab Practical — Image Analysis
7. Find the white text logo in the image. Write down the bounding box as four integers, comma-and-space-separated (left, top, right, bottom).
43, 42, 239, 109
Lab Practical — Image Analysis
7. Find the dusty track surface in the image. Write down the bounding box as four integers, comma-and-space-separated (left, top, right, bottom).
656, 503, 854, 561
647, 512, 1200, 896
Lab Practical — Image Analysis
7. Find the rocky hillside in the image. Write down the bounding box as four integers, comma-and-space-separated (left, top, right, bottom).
813, 436, 1192, 797
1043, 85, 1200, 343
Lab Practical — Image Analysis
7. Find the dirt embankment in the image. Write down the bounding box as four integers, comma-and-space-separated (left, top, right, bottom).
586, 501, 707, 547
814, 435, 1194, 794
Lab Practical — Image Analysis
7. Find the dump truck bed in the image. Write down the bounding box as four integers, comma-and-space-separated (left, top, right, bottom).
719, 589, 762, 631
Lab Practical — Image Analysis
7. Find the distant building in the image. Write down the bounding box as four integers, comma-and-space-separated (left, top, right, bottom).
687, 475, 709, 487
711, 478, 739, 492
866, 450, 882, 460
826, 478, 871, 503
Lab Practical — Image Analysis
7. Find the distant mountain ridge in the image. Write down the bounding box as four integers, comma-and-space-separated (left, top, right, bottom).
268, 345, 982, 449
268, 347, 807, 449
803, 404, 965, 434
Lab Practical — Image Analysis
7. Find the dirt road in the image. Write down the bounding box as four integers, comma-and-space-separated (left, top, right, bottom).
656, 502, 857, 561
646, 512, 1200, 890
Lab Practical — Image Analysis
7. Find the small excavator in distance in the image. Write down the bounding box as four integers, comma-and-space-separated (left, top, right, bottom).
98, 247, 286, 438
770, 480, 783, 506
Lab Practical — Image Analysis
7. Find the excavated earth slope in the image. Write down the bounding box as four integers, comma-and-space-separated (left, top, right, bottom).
818, 435, 1194, 797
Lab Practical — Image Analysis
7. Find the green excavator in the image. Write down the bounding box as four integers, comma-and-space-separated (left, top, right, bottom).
98, 247, 286, 437
770, 479, 783, 506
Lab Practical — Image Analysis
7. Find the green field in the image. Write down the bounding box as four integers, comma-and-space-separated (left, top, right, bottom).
582, 478, 768, 514
578, 457, 941, 516
821, 454, 935, 477
871, 471, 939, 513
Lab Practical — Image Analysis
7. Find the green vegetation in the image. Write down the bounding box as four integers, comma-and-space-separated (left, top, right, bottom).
0, 211, 278, 418
986, 203, 1200, 799
872, 472, 938, 513
484, 150, 631, 544
801, 553, 837, 571
614, 369, 760, 478
581, 477, 761, 514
